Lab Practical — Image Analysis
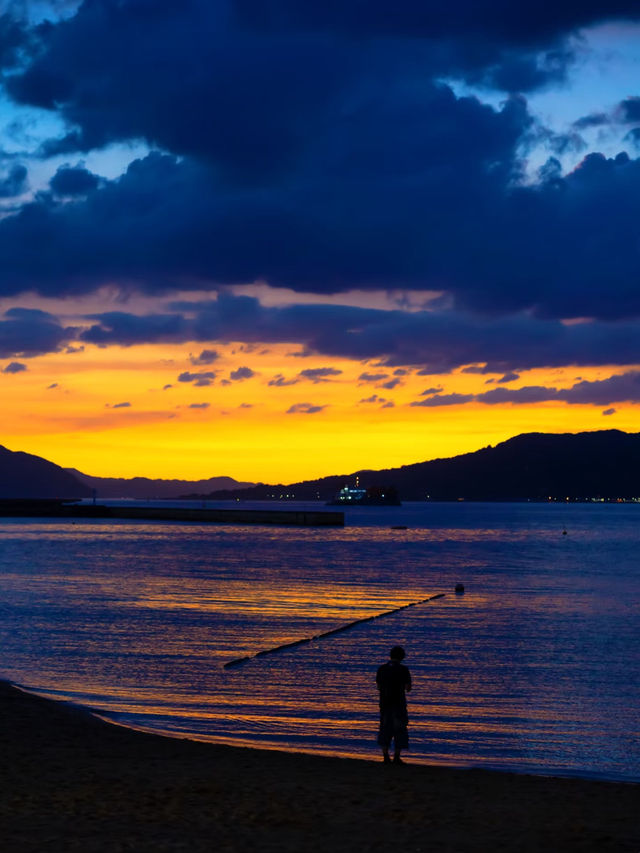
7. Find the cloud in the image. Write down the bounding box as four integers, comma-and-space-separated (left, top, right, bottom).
189, 402, 210, 409
0, 163, 27, 198
380, 377, 402, 390
298, 367, 342, 383
413, 371, 640, 409
498, 371, 520, 383
0, 307, 75, 357
46, 382, 58, 389
358, 372, 389, 384
189, 348, 218, 365
0, 13, 32, 69
359, 394, 394, 407
268, 373, 299, 387
618, 96, 640, 123
177, 370, 216, 386
109, 401, 131, 408
82, 309, 188, 346
602, 407, 616, 416
2, 360, 27, 373
1, 94, 640, 329
162, 383, 172, 390
286, 402, 327, 414
69, 293, 640, 375
479, 372, 640, 406
573, 112, 609, 130
50, 165, 100, 196
229, 365, 255, 381
2, 1, 640, 381
410, 393, 475, 407
420, 386, 444, 395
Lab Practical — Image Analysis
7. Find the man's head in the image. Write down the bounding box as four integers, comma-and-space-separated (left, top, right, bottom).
389, 645, 406, 661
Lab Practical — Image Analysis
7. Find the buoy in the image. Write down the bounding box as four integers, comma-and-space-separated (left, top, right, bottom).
455, 583, 465, 594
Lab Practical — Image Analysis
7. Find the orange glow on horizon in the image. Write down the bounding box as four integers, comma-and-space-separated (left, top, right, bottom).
1, 340, 639, 481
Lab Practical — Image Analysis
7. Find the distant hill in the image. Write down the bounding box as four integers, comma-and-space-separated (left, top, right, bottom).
67, 470, 255, 500
199, 430, 640, 502
0, 445, 91, 499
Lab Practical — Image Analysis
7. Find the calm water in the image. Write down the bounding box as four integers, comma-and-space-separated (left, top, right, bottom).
0, 501, 638, 782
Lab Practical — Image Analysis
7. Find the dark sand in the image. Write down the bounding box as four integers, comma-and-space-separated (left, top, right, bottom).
1, 681, 637, 852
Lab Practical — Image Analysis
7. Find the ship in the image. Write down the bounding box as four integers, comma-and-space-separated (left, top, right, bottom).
326, 484, 401, 506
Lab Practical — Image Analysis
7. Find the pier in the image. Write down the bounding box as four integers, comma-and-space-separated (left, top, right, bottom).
0, 500, 344, 527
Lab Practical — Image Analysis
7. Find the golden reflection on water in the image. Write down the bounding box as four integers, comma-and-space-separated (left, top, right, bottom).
1, 507, 638, 779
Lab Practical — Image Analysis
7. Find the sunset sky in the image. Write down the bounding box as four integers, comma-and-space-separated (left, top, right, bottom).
1, 1, 640, 482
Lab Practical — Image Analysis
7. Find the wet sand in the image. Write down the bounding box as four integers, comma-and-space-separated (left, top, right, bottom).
0, 680, 637, 852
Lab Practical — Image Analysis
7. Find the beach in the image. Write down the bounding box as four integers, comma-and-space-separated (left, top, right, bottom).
1, 681, 637, 852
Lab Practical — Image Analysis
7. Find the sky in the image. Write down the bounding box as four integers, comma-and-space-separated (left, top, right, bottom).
0, 1, 639, 482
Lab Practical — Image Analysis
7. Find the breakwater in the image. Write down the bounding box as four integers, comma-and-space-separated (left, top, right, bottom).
0, 499, 344, 527
224, 592, 446, 668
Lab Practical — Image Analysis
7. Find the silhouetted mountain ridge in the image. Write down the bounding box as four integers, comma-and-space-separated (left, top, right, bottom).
0, 445, 91, 499
199, 430, 640, 501
67, 470, 254, 499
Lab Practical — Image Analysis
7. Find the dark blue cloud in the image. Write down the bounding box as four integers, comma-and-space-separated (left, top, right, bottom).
359, 394, 391, 406
0, 12, 32, 69
618, 97, 640, 123
82, 308, 188, 345
286, 402, 326, 414
431, 371, 640, 407
268, 373, 298, 387
189, 349, 218, 366
410, 393, 474, 407
0, 307, 74, 356
234, 1, 639, 44
1, 132, 640, 325
7, 1, 356, 179
50, 164, 100, 196
229, 366, 255, 380
298, 367, 342, 383
236, 1, 640, 93
0, 0, 639, 371
2, 359, 27, 373
177, 370, 216, 386
75, 294, 640, 374
358, 372, 389, 383
0, 163, 27, 197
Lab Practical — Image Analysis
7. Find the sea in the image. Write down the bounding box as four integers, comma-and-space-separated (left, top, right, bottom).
0, 500, 638, 783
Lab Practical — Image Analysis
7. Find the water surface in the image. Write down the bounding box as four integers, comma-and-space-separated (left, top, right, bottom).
0, 501, 637, 781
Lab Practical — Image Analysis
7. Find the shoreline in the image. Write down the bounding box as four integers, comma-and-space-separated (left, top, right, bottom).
22, 682, 638, 786
1, 680, 638, 852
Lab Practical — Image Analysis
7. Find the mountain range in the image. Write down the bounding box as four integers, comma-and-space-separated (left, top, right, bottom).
66, 470, 253, 500
0, 445, 92, 499
0, 445, 251, 499
195, 430, 640, 502
1, 430, 640, 501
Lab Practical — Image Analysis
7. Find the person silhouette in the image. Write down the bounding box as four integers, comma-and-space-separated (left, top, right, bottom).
376, 645, 412, 764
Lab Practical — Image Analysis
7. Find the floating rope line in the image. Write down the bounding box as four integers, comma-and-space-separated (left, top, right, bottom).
223, 592, 446, 669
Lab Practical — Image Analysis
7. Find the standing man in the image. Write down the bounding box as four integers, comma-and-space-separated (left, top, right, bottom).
376, 645, 412, 764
